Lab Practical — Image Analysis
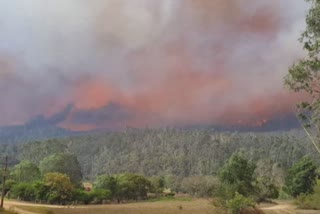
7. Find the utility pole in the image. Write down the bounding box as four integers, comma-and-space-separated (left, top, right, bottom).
1, 156, 8, 208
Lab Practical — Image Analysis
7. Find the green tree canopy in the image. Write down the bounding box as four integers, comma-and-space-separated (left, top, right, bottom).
39, 153, 82, 185
94, 174, 151, 202
149, 176, 165, 194
11, 161, 40, 183
117, 174, 151, 201
219, 153, 256, 197
11, 183, 36, 201
284, 157, 318, 197
43, 172, 74, 204
285, 0, 320, 151
94, 175, 118, 197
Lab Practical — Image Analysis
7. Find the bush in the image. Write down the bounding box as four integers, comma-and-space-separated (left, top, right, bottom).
11, 183, 36, 201
212, 198, 228, 213
284, 157, 317, 197
4, 179, 16, 195
219, 153, 256, 197
295, 180, 320, 210
149, 176, 165, 194
226, 192, 256, 214
278, 190, 292, 200
33, 181, 49, 202
72, 189, 92, 204
89, 189, 111, 204
255, 177, 279, 202
164, 192, 175, 197
295, 193, 320, 210
94, 175, 117, 196
215, 183, 244, 201
94, 174, 151, 202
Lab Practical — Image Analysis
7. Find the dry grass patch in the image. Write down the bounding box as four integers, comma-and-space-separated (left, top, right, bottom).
19, 199, 218, 214
16, 206, 53, 214
0, 208, 17, 214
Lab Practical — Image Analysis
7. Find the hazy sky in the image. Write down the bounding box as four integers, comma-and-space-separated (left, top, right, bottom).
0, 0, 309, 130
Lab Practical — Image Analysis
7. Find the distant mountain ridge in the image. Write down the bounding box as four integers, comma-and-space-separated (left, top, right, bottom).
0, 124, 78, 144
0, 110, 301, 144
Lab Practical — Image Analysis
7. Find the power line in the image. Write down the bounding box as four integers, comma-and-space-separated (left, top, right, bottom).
295, 111, 320, 155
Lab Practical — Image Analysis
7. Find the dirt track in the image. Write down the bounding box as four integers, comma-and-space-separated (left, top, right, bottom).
261, 203, 296, 214
261, 202, 320, 214
3, 200, 64, 214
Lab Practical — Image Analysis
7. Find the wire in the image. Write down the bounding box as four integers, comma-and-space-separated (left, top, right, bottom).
295, 112, 320, 155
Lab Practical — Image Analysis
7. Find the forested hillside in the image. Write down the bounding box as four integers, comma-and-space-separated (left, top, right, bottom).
0, 129, 316, 183
0, 124, 78, 144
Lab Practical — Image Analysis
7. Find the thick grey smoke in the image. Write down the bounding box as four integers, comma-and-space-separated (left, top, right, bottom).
0, 0, 309, 129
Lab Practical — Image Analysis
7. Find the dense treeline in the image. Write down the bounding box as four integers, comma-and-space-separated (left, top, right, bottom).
8, 171, 154, 205
4, 150, 318, 213
2, 133, 318, 213
5, 157, 159, 205
0, 129, 319, 183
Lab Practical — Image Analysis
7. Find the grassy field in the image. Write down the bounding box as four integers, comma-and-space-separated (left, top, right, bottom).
0, 208, 17, 214
16, 200, 320, 214
17, 199, 222, 214
16, 206, 54, 214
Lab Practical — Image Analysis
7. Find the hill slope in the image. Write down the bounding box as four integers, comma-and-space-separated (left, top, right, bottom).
7, 129, 317, 182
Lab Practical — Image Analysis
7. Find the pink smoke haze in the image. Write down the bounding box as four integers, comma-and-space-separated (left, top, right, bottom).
0, 0, 309, 130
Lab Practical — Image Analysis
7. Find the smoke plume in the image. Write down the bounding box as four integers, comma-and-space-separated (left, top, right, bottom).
0, 0, 309, 130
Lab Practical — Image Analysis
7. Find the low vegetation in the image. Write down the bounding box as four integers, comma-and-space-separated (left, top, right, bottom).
295, 180, 320, 210
212, 153, 279, 213
226, 192, 256, 214
281, 158, 320, 211
8, 173, 153, 205
284, 157, 318, 197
